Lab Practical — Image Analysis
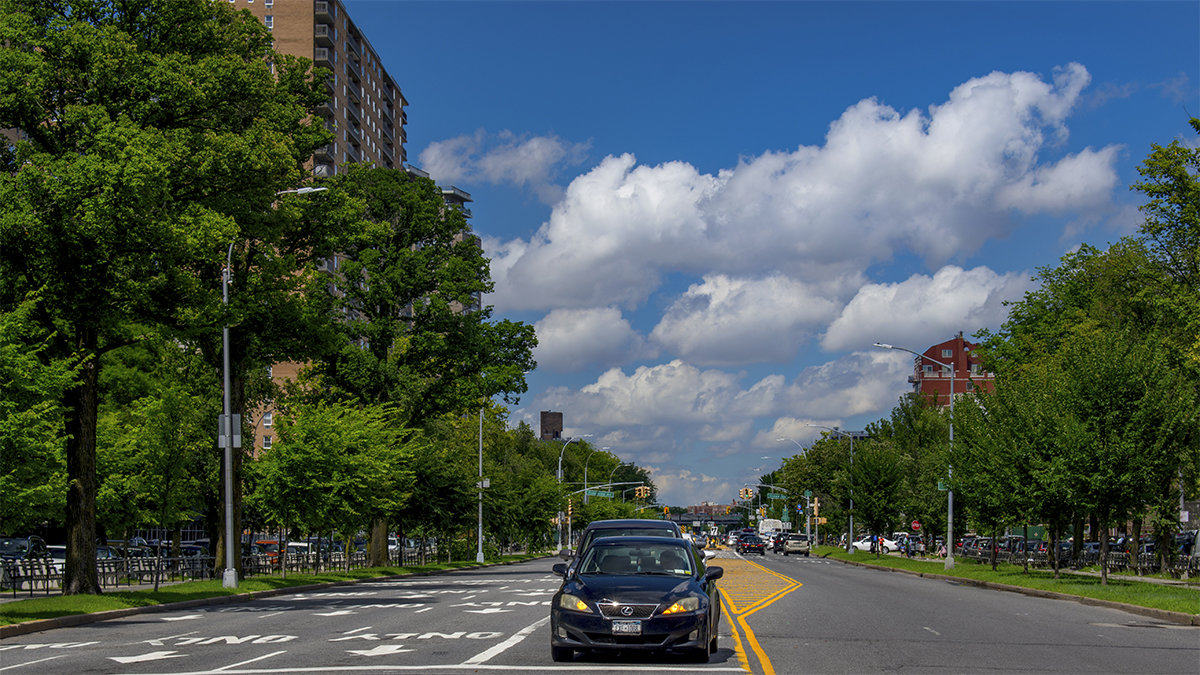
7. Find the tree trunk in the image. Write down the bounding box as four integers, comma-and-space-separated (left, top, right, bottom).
63, 354, 101, 595
369, 519, 388, 567
1022, 524, 1029, 574
1099, 525, 1109, 586
1130, 519, 1142, 576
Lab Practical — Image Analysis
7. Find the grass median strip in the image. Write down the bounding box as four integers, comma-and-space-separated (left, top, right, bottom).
818, 547, 1199, 617
0, 554, 543, 627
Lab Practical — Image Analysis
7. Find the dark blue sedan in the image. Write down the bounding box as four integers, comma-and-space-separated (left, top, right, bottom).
550, 536, 723, 663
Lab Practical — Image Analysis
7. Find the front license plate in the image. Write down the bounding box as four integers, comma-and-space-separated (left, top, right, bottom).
611, 619, 642, 635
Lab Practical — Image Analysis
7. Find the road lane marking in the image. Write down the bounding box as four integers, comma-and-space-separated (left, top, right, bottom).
460, 615, 549, 665
720, 592, 752, 674
923, 626, 940, 636
716, 558, 801, 675
109, 651, 186, 664
0, 655, 65, 671
215, 650, 287, 671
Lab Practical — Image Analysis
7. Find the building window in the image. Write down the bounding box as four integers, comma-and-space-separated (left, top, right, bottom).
263, 412, 273, 428
922, 364, 933, 375
942, 365, 952, 376
265, 0, 272, 5
266, 365, 273, 377
262, 435, 272, 449
264, 15, 272, 30
941, 349, 952, 358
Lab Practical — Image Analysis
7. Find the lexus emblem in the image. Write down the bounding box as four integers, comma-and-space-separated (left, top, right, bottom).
620, 606, 634, 616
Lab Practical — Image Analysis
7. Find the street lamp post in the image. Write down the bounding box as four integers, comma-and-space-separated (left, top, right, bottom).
556, 434, 591, 551
807, 424, 856, 553
220, 186, 329, 590
583, 447, 609, 505
874, 342, 955, 570
221, 241, 237, 589
477, 407, 485, 564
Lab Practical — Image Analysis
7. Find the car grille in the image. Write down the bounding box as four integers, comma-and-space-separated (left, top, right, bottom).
597, 602, 658, 618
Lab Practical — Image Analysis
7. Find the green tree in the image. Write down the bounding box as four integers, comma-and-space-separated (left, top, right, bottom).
0, 294, 75, 534
308, 164, 536, 564
0, 0, 331, 593
847, 439, 903, 556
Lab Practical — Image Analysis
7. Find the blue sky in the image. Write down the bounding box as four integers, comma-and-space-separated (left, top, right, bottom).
342, 0, 1199, 507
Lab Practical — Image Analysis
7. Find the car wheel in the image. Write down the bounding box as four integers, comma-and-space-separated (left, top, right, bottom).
688, 644, 711, 663
883, 546, 890, 554
709, 634, 718, 653
805, 551, 810, 557
783, 551, 788, 556
551, 645, 574, 662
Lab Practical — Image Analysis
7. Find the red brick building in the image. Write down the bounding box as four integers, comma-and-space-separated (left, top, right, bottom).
908, 332, 994, 407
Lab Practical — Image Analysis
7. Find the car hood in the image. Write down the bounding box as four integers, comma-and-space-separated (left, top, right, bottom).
567, 574, 699, 604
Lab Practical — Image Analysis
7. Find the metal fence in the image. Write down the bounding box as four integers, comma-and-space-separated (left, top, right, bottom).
959, 547, 1200, 577
2, 544, 448, 598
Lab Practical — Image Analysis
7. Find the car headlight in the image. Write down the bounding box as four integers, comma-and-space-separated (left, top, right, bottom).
661, 596, 700, 615
558, 593, 592, 613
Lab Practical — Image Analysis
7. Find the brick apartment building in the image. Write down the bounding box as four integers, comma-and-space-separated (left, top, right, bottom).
908, 332, 994, 406
239, 0, 407, 176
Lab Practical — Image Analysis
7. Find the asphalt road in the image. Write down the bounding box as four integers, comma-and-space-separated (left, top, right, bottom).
1, 552, 1196, 674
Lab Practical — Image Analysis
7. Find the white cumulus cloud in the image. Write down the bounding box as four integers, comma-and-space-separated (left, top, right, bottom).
485, 64, 1117, 314
533, 307, 653, 372
649, 274, 847, 366
417, 129, 590, 204
820, 265, 1034, 352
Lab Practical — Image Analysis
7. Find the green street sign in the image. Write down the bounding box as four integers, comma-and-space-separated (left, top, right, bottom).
804, 490, 812, 498
781, 513, 791, 522
768, 492, 786, 500
937, 481, 948, 491
586, 489, 614, 497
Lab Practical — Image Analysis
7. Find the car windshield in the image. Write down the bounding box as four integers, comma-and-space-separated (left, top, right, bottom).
579, 542, 694, 577
0, 539, 28, 554
582, 528, 676, 550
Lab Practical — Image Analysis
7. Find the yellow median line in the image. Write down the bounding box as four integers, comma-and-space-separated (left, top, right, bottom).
719, 558, 801, 675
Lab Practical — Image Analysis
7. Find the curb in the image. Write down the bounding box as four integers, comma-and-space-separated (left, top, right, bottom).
830, 556, 1199, 626
0, 556, 548, 639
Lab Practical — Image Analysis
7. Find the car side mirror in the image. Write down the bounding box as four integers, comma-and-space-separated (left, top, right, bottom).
552, 563, 568, 577
704, 566, 723, 581
558, 548, 573, 561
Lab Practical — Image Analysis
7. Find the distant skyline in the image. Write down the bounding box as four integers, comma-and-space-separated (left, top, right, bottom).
343, 0, 1199, 506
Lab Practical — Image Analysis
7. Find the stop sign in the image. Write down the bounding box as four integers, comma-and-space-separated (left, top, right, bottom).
911, 520, 921, 531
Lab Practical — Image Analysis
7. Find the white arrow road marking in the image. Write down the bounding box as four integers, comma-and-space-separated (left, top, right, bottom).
314, 610, 358, 616
463, 608, 512, 614
347, 645, 414, 657
161, 614, 203, 622
461, 616, 549, 665
109, 651, 187, 664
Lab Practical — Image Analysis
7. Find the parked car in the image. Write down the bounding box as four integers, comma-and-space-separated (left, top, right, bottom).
726, 533, 740, 546
550, 536, 722, 662
0, 535, 49, 561
736, 535, 766, 556
94, 545, 122, 560
852, 535, 898, 554
782, 534, 811, 557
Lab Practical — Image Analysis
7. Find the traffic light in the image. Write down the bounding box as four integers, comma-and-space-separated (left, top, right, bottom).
739, 488, 753, 500
664, 506, 670, 515
813, 498, 819, 516
567, 498, 573, 519
634, 485, 650, 499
